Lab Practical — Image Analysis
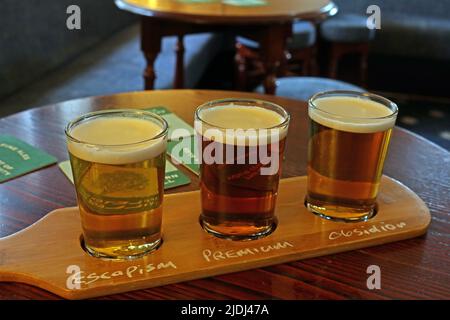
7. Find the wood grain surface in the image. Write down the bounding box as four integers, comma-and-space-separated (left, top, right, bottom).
115, 0, 337, 24
0, 176, 430, 299
0, 90, 449, 299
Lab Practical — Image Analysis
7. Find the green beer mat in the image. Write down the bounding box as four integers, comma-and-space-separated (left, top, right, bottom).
167, 136, 200, 176
177, 0, 217, 3
164, 160, 191, 189
146, 107, 200, 176
222, 0, 267, 6
59, 160, 190, 190
0, 135, 57, 183
177, 0, 267, 6
146, 107, 194, 141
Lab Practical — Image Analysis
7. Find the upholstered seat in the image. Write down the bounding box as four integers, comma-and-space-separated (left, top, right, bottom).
255, 77, 365, 101
238, 21, 316, 49
235, 22, 318, 91
320, 14, 375, 43
0, 25, 223, 116
319, 12, 376, 85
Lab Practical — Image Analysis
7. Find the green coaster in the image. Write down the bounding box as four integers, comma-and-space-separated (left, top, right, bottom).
0, 135, 57, 183
167, 136, 200, 176
146, 107, 194, 141
222, 0, 267, 6
177, 0, 217, 4
146, 107, 199, 176
176, 0, 267, 5
164, 160, 191, 189
59, 160, 191, 190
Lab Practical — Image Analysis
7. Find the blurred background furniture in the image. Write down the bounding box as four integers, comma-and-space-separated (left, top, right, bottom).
115, 0, 337, 94
0, 0, 449, 149
337, 0, 450, 61
235, 21, 318, 91
0, 4, 224, 117
322, 0, 450, 87
255, 76, 365, 101
320, 13, 375, 86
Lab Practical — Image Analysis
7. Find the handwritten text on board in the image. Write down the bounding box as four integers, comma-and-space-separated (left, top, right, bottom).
328, 221, 407, 240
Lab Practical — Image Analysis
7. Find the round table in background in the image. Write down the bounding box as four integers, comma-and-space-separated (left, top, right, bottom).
115, 0, 337, 93
0, 90, 449, 299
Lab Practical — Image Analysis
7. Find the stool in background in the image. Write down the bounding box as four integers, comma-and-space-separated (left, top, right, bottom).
235, 21, 317, 91
320, 14, 376, 87
255, 76, 365, 101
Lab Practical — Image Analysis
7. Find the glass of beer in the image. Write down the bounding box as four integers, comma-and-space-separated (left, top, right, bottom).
306, 91, 398, 222
195, 99, 290, 240
65, 109, 168, 259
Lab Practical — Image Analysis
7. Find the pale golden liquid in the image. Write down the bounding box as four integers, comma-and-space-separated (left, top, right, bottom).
307, 96, 395, 221
70, 152, 165, 259
67, 115, 166, 259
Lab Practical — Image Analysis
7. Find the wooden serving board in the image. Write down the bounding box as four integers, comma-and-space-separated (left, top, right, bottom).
0, 176, 430, 299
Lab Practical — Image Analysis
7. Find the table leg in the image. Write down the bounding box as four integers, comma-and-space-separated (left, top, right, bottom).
174, 35, 185, 89
141, 17, 162, 90
259, 24, 291, 95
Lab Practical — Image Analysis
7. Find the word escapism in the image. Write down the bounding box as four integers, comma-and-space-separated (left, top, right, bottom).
67, 261, 177, 286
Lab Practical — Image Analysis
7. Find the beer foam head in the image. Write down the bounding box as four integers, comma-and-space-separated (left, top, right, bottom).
195, 104, 289, 146
67, 116, 167, 164
309, 96, 397, 133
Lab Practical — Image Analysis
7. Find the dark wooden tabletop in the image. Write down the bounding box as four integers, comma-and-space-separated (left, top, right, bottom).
0, 90, 449, 299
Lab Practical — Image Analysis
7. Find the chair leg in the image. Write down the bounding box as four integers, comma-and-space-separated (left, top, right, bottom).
174, 35, 185, 89
309, 45, 319, 76
360, 44, 369, 87
328, 45, 340, 79
278, 50, 291, 77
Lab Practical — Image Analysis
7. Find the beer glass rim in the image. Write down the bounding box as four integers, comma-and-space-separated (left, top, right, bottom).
65, 109, 168, 147
309, 91, 398, 120
195, 98, 290, 130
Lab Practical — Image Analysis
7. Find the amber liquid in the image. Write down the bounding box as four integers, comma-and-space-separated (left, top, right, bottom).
306, 119, 392, 221
69, 152, 165, 259
199, 137, 286, 240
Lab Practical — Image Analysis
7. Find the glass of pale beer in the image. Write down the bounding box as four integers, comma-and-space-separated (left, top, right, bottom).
195, 99, 290, 240
65, 109, 168, 259
306, 91, 398, 222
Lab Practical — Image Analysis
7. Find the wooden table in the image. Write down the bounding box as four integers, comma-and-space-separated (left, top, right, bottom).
115, 0, 337, 94
0, 90, 449, 299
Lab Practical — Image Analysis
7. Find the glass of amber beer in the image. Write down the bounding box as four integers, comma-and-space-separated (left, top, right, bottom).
195, 99, 290, 240
65, 109, 168, 259
306, 91, 398, 222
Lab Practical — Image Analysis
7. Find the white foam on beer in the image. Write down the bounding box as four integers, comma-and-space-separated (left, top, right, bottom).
67, 117, 166, 164
309, 96, 396, 133
195, 105, 288, 146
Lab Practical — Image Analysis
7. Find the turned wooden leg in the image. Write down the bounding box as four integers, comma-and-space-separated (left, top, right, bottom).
141, 17, 162, 90
142, 52, 159, 90
360, 44, 369, 87
309, 45, 319, 76
329, 45, 341, 79
174, 35, 185, 89
260, 24, 291, 95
